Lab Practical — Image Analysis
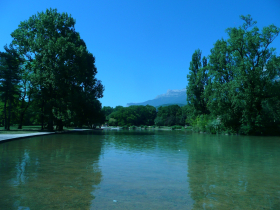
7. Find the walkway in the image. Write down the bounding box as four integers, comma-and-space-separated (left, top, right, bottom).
0, 132, 55, 143
0, 129, 94, 143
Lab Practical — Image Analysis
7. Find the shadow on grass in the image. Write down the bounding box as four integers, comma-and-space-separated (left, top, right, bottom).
0, 125, 77, 134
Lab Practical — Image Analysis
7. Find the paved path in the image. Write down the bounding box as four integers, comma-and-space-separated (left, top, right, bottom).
0, 129, 95, 143
0, 132, 55, 143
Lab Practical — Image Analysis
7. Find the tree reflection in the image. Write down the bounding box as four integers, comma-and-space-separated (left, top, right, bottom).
187, 134, 280, 209
0, 133, 103, 209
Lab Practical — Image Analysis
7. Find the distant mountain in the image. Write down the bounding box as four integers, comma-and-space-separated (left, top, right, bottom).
127, 88, 187, 107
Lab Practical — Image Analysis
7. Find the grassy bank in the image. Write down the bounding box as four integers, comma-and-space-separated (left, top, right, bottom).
0, 125, 77, 134
109, 125, 193, 131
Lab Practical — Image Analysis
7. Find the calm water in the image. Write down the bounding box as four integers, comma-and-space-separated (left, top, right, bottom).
0, 130, 280, 209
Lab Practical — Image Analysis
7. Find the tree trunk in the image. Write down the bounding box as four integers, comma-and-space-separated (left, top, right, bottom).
18, 88, 33, 129
47, 107, 54, 131
47, 118, 53, 131
4, 98, 7, 130
41, 100, 44, 130
18, 112, 24, 129
7, 99, 11, 130
56, 119, 63, 131
47, 85, 54, 131
18, 105, 30, 129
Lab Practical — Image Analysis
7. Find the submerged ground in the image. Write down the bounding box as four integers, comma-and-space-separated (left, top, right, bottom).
0, 130, 280, 209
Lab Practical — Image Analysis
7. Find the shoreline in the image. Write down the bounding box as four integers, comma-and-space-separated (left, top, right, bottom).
0, 129, 99, 143
0, 127, 191, 143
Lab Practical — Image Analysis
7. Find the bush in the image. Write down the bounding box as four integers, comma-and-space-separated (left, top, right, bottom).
205, 118, 221, 134
191, 115, 224, 134
130, 125, 136, 129
122, 125, 129, 129
222, 128, 236, 135
193, 115, 210, 132
171, 125, 183, 130
108, 118, 117, 126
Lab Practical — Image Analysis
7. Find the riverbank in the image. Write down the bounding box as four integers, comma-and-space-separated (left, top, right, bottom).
0, 128, 98, 143
0, 126, 191, 143
103, 126, 192, 131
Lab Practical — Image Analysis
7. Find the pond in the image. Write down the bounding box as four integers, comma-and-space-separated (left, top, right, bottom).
0, 130, 280, 209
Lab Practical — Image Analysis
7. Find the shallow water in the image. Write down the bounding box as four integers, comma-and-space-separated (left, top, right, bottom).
0, 130, 280, 209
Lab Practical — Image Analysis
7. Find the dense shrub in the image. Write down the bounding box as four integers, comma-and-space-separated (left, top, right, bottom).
108, 105, 157, 126
108, 118, 117, 126
122, 125, 129, 129
171, 125, 183, 130
191, 115, 210, 132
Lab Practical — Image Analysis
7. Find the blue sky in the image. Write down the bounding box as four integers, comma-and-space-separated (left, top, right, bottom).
1, 0, 280, 108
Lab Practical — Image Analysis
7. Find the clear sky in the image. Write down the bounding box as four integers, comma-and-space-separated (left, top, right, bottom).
1, 0, 280, 108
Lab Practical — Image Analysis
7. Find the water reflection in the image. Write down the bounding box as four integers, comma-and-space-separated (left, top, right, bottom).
0, 133, 103, 209
91, 130, 194, 209
1, 130, 280, 209
187, 133, 280, 209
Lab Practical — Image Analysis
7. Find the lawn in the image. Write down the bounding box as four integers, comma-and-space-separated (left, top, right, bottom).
0, 125, 75, 134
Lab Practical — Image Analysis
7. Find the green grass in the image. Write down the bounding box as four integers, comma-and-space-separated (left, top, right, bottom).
0, 125, 42, 134
0, 125, 77, 134
0, 130, 40, 134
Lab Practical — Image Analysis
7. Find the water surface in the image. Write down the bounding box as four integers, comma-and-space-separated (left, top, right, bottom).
0, 130, 280, 209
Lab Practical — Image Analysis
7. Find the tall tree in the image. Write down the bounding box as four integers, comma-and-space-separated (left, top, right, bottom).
205, 14, 280, 134
10, 8, 104, 130
205, 38, 242, 131
154, 105, 183, 126
16, 64, 36, 129
0, 44, 23, 130
109, 105, 157, 126
186, 49, 209, 122
102, 106, 114, 123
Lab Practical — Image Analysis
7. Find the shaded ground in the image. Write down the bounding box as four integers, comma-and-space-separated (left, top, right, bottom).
0, 125, 76, 134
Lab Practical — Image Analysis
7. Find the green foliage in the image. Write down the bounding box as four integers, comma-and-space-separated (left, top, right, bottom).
122, 125, 129, 129
205, 118, 221, 134
109, 105, 156, 126
186, 14, 280, 135
155, 103, 186, 111
8, 8, 104, 130
191, 115, 210, 132
171, 125, 183, 130
154, 104, 186, 126
0, 44, 24, 130
108, 118, 117, 126
186, 49, 209, 122
102, 106, 114, 120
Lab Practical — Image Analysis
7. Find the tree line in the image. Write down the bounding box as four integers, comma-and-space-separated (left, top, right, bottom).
186, 15, 280, 135
102, 104, 188, 127
103, 15, 280, 136
0, 8, 105, 131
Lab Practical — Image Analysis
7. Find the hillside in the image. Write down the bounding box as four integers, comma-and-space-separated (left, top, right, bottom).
127, 89, 187, 107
